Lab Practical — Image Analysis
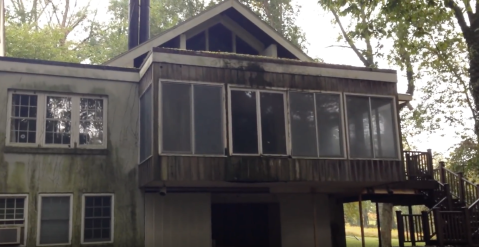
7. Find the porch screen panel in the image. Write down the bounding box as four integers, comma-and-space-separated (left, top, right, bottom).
231, 90, 258, 154
371, 98, 398, 158
194, 85, 223, 155
346, 96, 373, 158
260, 92, 287, 155
289, 92, 317, 157
162, 82, 191, 153
316, 93, 343, 157
140, 87, 152, 161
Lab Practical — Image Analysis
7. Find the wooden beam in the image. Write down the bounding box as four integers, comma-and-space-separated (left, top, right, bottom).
184, 15, 222, 40
219, 15, 264, 52
261, 44, 278, 58
180, 34, 186, 49
232, 33, 237, 53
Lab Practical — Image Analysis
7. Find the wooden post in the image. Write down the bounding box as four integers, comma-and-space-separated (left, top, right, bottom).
359, 195, 366, 247
445, 184, 453, 210
434, 208, 444, 247
465, 207, 473, 245
427, 149, 433, 177
396, 211, 405, 247
440, 162, 446, 184
421, 211, 430, 244
408, 206, 416, 246
376, 202, 382, 247
458, 172, 466, 203
312, 191, 318, 247
405, 152, 412, 180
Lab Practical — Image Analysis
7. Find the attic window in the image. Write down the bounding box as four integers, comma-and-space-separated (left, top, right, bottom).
209, 24, 233, 52
236, 36, 258, 56
186, 31, 206, 51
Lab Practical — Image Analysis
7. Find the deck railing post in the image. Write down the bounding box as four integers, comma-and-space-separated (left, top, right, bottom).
440, 162, 446, 184
396, 211, 405, 247
421, 211, 430, 244
464, 207, 473, 245
427, 149, 433, 178
408, 206, 416, 246
405, 152, 412, 180
434, 208, 445, 247
445, 184, 453, 210
458, 172, 466, 203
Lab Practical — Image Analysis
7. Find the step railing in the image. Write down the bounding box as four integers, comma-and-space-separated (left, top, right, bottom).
467, 199, 479, 245
436, 162, 479, 206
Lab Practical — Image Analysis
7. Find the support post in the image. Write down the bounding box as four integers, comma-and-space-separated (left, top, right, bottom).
408, 206, 416, 246
465, 207, 473, 245
396, 211, 405, 247
359, 195, 366, 247
458, 172, 466, 203
434, 208, 444, 247
421, 211, 430, 244
427, 149, 433, 177
376, 202, 382, 247
445, 184, 453, 210
405, 152, 412, 180
312, 189, 318, 247
440, 162, 446, 184
180, 34, 186, 49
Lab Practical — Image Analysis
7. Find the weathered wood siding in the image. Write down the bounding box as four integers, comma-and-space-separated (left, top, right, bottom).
140, 62, 402, 185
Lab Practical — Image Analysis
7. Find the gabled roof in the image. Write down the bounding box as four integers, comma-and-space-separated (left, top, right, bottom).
105, 0, 313, 67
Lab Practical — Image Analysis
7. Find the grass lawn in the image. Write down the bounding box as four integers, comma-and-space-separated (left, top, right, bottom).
346, 237, 424, 247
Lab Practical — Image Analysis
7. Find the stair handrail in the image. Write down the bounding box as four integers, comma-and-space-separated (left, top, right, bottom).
438, 162, 479, 206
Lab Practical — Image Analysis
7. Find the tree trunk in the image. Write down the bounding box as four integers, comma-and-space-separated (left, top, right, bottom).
469, 37, 479, 140
379, 203, 393, 247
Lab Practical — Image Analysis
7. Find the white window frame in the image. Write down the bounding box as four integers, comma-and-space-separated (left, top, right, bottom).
343, 93, 401, 160
36, 194, 73, 246
228, 86, 290, 156
0, 194, 29, 247
80, 193, 114, 245
288, 90, 347, 159
158, 79, 227, 157
139, 85, 153, 164
6, 90, 108, 149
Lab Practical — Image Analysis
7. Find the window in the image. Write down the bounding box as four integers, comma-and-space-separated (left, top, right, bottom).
229, 89, 287, 155
289, 92, 344, 158
82, 195, 114, 244
0, 197, 25, 225
37, 195, 72, 245
161, 81, 224, 155
346, 95, 399, 159
140, 87, 152, 162
7, 91, 107, 148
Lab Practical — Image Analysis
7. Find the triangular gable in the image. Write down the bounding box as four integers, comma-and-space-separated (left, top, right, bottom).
105, 0, 312, 67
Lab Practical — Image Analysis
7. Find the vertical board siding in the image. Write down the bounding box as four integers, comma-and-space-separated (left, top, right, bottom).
145, 193, 212, 247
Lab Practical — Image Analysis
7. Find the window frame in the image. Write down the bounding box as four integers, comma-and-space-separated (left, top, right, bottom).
228, 85, 290, 156
80, 193, 114, 245
0, 194, 29, 247
158, 79, 227, 157
343, 93, 401, 160
6, 90, 108, 149
36, 194, 73, 247
287, 90, 347, 159
139, 85, 153, 164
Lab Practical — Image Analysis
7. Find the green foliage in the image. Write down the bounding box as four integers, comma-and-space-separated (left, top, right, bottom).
447, 138, 479, 182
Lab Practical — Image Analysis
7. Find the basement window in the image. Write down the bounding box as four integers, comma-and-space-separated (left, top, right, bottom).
229, 88, 287, 155
160, 81, 224, 155
289, 92, 344, 158
346, 95, 399, 159
6, 91, 107, 149
81, 194, 114, 244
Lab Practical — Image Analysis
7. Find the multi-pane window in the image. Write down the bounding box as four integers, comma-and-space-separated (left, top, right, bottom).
0, 197, 25, 225
82, 195, 113, 243
10, 94, 38, 143
346, 95, 398, 159
230, 89, 287, 155
289, 92, 344, 157
7, 92, 107, 148
161, 81, 224, 155
38, 195, 72, 245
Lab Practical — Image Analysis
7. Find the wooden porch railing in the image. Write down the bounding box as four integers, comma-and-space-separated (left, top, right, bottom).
404, 150, 434, 180
436, 161, 479, 206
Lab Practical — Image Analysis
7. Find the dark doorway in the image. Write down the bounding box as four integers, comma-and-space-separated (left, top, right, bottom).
211, 203, 281, 247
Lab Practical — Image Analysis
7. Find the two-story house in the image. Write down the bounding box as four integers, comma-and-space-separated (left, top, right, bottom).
3, 0, 463, 247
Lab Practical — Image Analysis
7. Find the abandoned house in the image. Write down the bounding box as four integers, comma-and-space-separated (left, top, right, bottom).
1, 0, 478, 247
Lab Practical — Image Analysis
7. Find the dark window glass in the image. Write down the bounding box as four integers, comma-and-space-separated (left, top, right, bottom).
346, 96, 373, 158
83, 196, 112, 243
231, 90, 258, 154
140, 87, 152, 161
289, 92, 317, 157
371, 98, 398, 158
39, 196, 70, 244
186, 31, 206, 51
260, 92, 287, 155
209, 24, 233, 52
10, 94, 38, 143
0, 198, 25, 226
162, 83, 192, 153
316, 94, 343, 157
236, 36, 259, 56
194, 85, 223, 155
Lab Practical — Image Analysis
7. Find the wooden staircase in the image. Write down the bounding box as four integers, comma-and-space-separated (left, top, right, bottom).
397, 151, 479, 247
